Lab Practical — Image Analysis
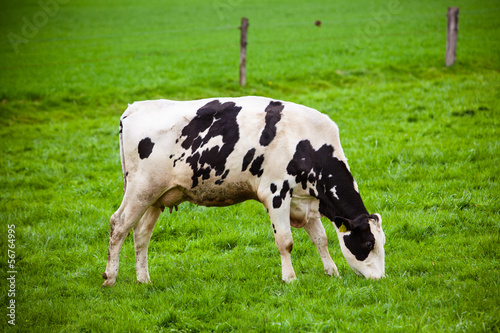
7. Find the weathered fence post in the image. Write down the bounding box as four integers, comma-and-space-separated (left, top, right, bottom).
239, 17, 249, 86
446, 7, 459, 67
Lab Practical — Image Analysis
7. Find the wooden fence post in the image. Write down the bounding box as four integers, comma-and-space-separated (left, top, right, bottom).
239, 17, 249, 86
446, 7, 459, 67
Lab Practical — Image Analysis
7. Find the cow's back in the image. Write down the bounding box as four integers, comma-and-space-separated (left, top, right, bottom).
121, 96, 342, 155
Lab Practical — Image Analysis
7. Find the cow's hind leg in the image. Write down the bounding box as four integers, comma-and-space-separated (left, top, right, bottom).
133, 206, 162, 284
304, 218, 339, 277
103, 194, 151, 287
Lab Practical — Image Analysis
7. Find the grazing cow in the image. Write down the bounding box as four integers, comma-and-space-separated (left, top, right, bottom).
102, 96, 385, 286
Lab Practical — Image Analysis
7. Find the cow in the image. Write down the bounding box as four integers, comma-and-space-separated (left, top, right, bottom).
102, 96, 385, 286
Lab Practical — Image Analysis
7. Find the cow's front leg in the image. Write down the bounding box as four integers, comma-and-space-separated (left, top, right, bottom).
304, 218, 339, 277
267, 203, 296, 282
133, 206, 162, 284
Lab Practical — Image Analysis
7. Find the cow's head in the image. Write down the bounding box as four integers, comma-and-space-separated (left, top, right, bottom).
333, 214, 385, 279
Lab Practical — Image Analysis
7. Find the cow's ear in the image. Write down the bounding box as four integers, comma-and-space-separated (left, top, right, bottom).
333, 216, 352, 232
369, 213, 382, 229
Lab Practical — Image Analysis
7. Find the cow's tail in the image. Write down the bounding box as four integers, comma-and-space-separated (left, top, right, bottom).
119, 117, 127, 194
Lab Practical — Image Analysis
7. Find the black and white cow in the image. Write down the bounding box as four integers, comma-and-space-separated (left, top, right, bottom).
102, 96, 385, 286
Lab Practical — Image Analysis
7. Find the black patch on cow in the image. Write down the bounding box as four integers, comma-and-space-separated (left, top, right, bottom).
179, 100, 241, 187
173, 153, 185, 167
120, 116, 128, 134
260, 101, 284, 146
249, 154, 264, 177
286, 140, 368, 220
272, 180, 291, 209
138, 137, 155, 159
270, 183, 277, 193
242, 148, 256, 171
273, 196, 282, 209
308, 173, 316, 184
215, 169, 230, 185
339, 215, 376, 261
280, 180, 290, 199
242, 149, 265, 178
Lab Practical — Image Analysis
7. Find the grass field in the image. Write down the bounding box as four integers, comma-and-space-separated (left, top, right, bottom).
1, 0, 499, 331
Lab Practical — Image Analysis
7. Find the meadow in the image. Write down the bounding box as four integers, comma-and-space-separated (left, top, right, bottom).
0, 0, 499, 331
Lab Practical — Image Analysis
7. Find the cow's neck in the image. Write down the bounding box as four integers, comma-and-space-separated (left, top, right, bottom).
316, 160, 369, 221
285, 140, 370, 221
318, 189, 368, 221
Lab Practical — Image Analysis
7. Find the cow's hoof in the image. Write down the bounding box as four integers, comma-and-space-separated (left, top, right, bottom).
102, 279, 115, 287
281, 275, 296, 284
325, 267, 340, 278
102, 273, 116, 287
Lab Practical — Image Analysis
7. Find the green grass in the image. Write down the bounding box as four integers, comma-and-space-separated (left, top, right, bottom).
1, 0, 499, 331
